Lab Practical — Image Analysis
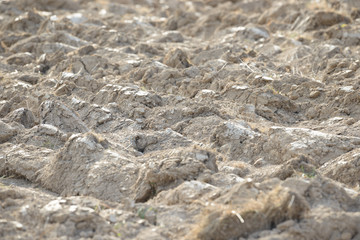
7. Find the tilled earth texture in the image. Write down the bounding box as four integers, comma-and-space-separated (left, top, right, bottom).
1, 0, 360, 239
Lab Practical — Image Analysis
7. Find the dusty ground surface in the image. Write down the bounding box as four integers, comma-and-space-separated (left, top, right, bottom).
1, 0, 360, 239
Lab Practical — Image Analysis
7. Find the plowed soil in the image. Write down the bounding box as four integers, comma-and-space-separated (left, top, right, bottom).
1, 0, 360, 239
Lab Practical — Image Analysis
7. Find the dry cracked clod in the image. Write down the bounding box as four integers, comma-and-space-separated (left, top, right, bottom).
190, 185, 308, 240
163, 48, 192, 68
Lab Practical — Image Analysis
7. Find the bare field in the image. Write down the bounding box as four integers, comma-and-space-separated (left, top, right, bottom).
1, 0, 360, 239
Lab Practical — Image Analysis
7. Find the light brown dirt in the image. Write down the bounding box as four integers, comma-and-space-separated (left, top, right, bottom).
1, 0, 360, 239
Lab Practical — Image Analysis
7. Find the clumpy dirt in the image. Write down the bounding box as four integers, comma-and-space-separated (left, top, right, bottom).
1, 0, 360, 239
